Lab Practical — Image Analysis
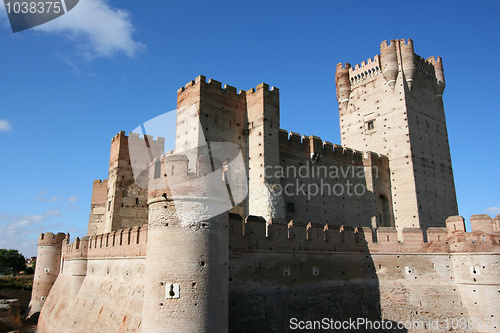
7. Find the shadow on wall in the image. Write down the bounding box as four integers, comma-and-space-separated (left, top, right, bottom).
227, 215, 407, 333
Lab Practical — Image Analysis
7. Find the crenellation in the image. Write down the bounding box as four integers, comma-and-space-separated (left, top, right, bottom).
85, 225, 148, 258
178, 75, 247, 98
38, 232, 66, 246
470, 214, 496, 233
379, 39, 395, 49
401, 228, 424, 247
426, 227, 448, 243
414, 55, 437, 80
207, 78, 222, 89
227, 214, 498, 254
349, 55, 381, 85
224, 84, 237, 94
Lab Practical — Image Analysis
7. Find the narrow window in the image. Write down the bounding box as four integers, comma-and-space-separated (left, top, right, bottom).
286, 202, 295, 212
367, 120, 375, 130
154, 159, 161, 179
377, 195, 392, 227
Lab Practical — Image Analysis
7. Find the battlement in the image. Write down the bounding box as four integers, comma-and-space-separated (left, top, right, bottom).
246, 82, 279, 96
349, 55, 381, 85
363, 151, 390, 168
379, 39, 396, 49
64, 236, 89, 259
426, 56, 443, 66
110, 131, 165, 145
38, 232, 67, 246
177, 75, 279, 100
410, 55, 437, 80
399, 38, 413, 47
229, 214, 500, 254
110, 131, 165, 144
177, 75, 247, 97
147, 152, 229, 204
279, 129, 387, 166
86, 225, 147, 258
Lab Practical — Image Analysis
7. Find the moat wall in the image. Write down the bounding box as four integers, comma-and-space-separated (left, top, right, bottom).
36, 215, 500, 333
37, 228, 147, 333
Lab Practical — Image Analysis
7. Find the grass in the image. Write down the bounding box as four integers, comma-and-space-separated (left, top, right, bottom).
0, 275, 33, 290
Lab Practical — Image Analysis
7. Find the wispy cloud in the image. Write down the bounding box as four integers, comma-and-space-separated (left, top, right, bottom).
38, 190, 80, 203
486, 207, 500, 216
0, 119, 12, 132
38, 189, 58, 202
34, 0, 145, 58
0, 210, 62, 256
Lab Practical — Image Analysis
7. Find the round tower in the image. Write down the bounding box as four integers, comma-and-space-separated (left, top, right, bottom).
69, 236, 89, 299
428, 56, 445, 97
380, 39, 399, 90
27, 232, 66, 318
142, 153, 229, 333
400, 38, 416, 90
335, 62, 352, 109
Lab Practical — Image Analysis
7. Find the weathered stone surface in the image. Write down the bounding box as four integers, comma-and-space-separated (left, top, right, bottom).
0, 299, 22, 331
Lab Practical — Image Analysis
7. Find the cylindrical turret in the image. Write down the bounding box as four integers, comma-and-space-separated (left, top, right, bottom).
69, 236, 89, 299
142, 153, 229, 333
335, 62, 352, 108
26, 232, 66, 318
428, 56, 445, 97
400, 39, 416, 90
380, 39, 399, 90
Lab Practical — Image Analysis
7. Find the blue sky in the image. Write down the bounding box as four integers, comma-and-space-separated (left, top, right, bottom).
0, 0, 499, 257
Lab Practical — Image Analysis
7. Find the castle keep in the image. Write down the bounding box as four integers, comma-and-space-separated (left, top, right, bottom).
28, 40, 500, 332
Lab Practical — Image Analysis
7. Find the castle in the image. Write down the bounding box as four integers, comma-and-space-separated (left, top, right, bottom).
27, 40, 500, 332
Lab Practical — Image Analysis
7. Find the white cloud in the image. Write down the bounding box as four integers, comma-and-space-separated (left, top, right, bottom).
485, 207, 500, 216
0, 210, 62, 256
38, 189, 59, 202
0, 119, 12, 132
34, 0, 145, 58
68, 196, 78, 202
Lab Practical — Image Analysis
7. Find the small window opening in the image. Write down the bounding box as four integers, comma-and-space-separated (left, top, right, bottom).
367, 120, 375, 130
286, 202, 295, 212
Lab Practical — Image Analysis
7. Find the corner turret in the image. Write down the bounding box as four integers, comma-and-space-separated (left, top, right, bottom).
400, 38, 416, 90
26, 232, 67, 319
380, 39, 399, 90
427, 56, 445, 97
335, 63, 351, 108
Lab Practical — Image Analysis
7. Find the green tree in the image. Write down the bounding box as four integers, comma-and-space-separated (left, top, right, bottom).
0, 249, 26, 275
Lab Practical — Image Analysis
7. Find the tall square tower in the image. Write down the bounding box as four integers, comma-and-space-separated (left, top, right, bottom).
336, 39, 458, 232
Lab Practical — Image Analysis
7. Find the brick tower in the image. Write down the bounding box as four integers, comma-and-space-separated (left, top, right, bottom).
142, 153, 229, 332
26, 232, 66, 318
101, 132, 164, 233
336, 39, 458, 232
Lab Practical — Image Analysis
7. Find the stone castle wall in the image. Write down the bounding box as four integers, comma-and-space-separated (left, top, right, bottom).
87, 179, 108, 236
276, 131, 392, 229
35, 213, 500, 332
